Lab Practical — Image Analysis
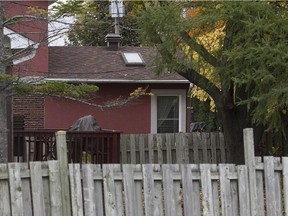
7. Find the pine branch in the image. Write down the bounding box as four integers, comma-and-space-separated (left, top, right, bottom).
29, 86, 150, 110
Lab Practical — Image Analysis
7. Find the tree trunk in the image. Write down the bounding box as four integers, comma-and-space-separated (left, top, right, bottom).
218, 106, 246, 164
0, 2, 8, 163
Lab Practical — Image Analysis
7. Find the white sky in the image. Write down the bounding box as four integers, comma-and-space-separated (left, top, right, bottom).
48, 0, 74, 46
48, 16, 74, 46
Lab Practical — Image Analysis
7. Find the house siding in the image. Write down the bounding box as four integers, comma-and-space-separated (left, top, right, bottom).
44, 83, 190, 134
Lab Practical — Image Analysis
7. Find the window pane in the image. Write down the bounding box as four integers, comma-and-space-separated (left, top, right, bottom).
157, 96, 179, 133
157, 119, 179, 133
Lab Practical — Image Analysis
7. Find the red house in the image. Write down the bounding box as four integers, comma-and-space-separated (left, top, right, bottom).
6, 1, 191, 134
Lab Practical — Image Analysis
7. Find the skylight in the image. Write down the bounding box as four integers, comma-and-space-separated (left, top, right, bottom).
121, 52, 145, 66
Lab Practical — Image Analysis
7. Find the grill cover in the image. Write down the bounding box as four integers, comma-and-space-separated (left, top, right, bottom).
69, 115, 101, 131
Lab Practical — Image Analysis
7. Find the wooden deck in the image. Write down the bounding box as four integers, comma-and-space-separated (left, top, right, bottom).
12, 130, 121, 164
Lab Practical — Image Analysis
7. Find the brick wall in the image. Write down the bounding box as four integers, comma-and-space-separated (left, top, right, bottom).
13, 96, 44, 129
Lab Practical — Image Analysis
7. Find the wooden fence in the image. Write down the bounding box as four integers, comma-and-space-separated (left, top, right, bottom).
120, 132, 227, 164
1, 129, 288, 215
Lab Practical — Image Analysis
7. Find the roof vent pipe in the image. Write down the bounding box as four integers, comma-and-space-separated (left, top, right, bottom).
105, 33, 121, 50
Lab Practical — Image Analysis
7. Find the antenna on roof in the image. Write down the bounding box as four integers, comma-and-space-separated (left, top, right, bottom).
109, 0, 125, 34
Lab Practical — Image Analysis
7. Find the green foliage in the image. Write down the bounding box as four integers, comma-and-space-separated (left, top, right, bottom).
0, 73, 14, 82
221, 2, 288, 132
191, 97, 219, 132
0, 74, 99, 98
51, 1, 146, 46
17, 81, 99, 98
139, 2, 288, 134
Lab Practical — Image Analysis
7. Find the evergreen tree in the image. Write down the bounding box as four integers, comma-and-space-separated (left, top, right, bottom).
138, 2, 288, 163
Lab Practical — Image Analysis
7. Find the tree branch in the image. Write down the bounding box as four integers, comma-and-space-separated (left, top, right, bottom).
180, 31, 221, 67
148, 29, 223, 103
3, 15, 47, 26
178, 68, 222, 102
28, 86, 150, 110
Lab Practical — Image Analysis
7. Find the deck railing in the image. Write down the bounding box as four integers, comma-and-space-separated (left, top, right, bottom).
12, 130, 121, 164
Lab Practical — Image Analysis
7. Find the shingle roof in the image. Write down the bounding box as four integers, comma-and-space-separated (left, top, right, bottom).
47, 46, 189, 83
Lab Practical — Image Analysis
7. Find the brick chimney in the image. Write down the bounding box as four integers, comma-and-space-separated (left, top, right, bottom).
105, 33, 121, 50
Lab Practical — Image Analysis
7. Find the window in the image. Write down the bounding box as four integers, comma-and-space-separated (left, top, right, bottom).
157, 96, 179, 133
121, 52, 145, 66
151, 89, 186, 133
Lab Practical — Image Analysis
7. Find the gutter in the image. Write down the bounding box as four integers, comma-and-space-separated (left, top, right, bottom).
44, 78, 191, 84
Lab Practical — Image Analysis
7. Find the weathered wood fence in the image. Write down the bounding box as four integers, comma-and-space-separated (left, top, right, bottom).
120, 132, 227, 164
2, 129, 288, 215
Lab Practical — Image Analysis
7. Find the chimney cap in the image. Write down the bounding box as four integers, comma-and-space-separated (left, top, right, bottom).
105, 33, 121, 50
105, 33, 121, 42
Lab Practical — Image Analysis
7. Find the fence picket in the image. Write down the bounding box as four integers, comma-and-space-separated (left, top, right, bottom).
264, 156, 277, 216
94, 164, 104, 216
82, 164, 96, 215
55, 131, 71, 216
8, 163, 24, 216
192, 165, 202, 216
123, 164, 137, 216
175, 133, 184, 164
69, 164, 84, 216
42, 162, 51, 216
48, 160, 62, 216
30, 162, 46, 216
139, 135, 145, 164
0, 164, 10, 215
255, 157, 265, 216
180, 164, 194, 216
202, 133, 209, 163
282, 157, 288, 216
237, 165, 250, 216
244, 128, 257, 216
172, 165, 182, 216
143, 164, 163, 216
219, 164, 232, 216
162, 164, 182, 216
156, 134, 164, 164
210, 133, 217, 163
162, 164, 175, 216
219, 133, 226, 162
211, 164, 220, 216
135, 165, 144, 216
274, 157, 282, 216
148, 134, 155, 163
192, 133, 200, 163
103, 164, 124, 216
229, 164, 239, 216
200, 164, 214, 216
165, 134, 173, 163
20, 163, 33, 216
183, 133, 190, 163
120, 134, 128, 163
130, 134, 136, 164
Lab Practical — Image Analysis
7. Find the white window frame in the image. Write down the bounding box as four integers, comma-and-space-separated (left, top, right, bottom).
151, 89, 187, 133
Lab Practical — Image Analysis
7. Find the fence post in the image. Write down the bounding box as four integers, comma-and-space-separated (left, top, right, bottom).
55, 131, 71, 216
244, 128, 257, 216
